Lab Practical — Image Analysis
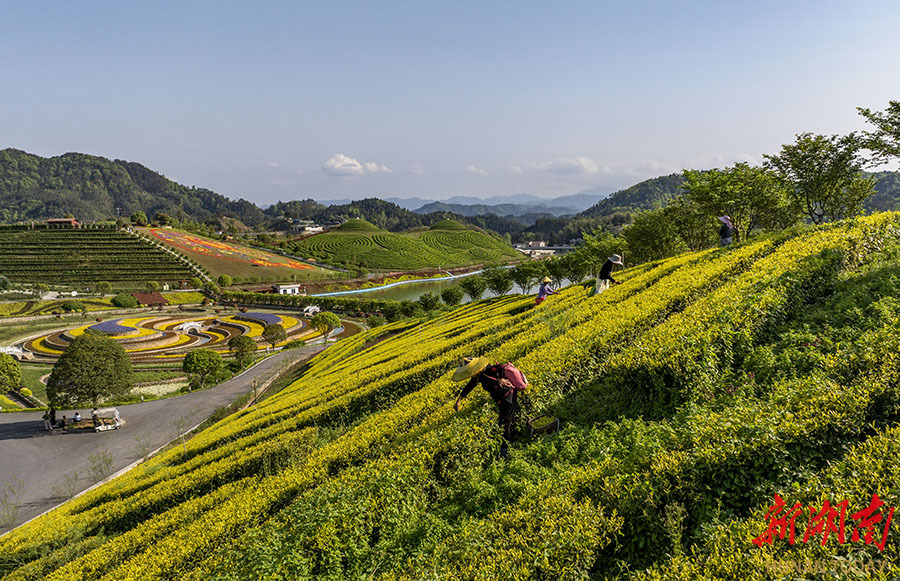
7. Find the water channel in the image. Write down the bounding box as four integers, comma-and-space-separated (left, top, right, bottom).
312, 272, 573, 303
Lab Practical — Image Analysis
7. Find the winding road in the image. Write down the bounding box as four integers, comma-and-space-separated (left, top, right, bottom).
0, 343, 328, 535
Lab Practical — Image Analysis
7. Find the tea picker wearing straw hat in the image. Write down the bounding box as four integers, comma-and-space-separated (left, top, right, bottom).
593, 254, 624, 295
534, 276, 557, 306
452, 357, 528, 458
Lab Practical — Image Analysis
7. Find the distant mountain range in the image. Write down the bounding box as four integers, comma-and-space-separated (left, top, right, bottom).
4, 148, 900, 247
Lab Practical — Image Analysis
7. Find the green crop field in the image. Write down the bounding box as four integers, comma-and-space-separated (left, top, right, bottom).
6, 214, 900, 578
141, 227, 339, 282
0, 227, 200, 288
286, 219, 520, 271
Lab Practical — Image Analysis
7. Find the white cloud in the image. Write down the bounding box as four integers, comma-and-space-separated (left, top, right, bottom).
363, 161, 393, 173
508, 165, 523, 174
407, 164, 426, 175
322, 153, 392, 176
531, 156, 602, 175
266, 161, 279, 168
296, 168, 306, 175
465, 165, 488, 176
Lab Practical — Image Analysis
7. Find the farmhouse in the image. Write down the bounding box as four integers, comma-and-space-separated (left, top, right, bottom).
273, 283, 306, 295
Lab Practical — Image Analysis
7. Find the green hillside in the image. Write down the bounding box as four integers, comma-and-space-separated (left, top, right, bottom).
5, 213, 900, 578
0, 227, 202, 288
0, 149, 266, 225
284, 219, 520, 270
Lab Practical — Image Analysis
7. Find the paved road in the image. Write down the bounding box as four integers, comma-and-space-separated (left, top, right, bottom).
0, 343, 327, 535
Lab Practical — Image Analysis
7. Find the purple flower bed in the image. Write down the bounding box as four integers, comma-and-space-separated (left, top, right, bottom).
89, 319, 133, 335
236, 312, 282, 326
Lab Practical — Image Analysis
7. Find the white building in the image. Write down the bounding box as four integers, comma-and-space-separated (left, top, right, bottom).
273, 283, 306, 295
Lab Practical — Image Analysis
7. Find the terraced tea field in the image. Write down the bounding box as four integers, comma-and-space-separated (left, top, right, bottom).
285, 219, 520, 270
0, 227, 201, 287
6, 215, 900, 578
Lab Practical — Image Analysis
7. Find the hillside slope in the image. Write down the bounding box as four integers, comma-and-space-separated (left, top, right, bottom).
0, 149, 266, 225
283, 219, 520, 270
0, 226, 202, 288
5, 213, 900, 578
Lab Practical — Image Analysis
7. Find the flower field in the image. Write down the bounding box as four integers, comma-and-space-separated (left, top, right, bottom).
5, 215, 900, 578
144, 228, 337, 282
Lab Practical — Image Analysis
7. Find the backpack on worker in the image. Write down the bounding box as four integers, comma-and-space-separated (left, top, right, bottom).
488, 362, 528, 392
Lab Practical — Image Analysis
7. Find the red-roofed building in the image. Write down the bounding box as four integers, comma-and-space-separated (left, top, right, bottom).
131, 292, 169, 307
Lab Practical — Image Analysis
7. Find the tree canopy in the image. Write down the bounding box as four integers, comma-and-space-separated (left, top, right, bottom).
765, 133, 875, 224
262, 323, 287, 348
0, 353, 21, 393
46, 332, 133, 408
182, 349, 223, 389
228, 335, 257, 368
310, 313, 341, 341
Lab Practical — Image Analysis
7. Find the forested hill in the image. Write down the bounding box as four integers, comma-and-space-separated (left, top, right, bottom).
0, 149, 267, 225
577, 173, 687, 218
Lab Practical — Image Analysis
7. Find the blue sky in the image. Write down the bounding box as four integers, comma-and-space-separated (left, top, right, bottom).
2, 1, 899, 204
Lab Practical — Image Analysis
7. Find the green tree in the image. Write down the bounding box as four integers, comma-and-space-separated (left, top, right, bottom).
0, 275, 9, 291
130, 211, 147, 226
510, 261, 544, 295
189, 277, 204, 289
228, 335, 256, 368
418, 292, 440, 312
144, 280, 160, 292
858, 100, 900, 162
154, 212, 173, 226
682, 163, 796, 240
662, 196, 717, 251
95, 281, 112, 296
482, 266, 513, 296
459, 275, 487, 302
440, 286, 464, 306
217, 274, 233, 287
47, 332, 133, 407
572, 230, 627, 277
559, 252, 590, 283
310, 313, 341, 342
0, 353, 21, 392
764, 133, 874, 224
112, 293, 138, 308
262, 323, 288, 348
621, 208, 686, 264
182, 349, 223, 389
544, 256, 568, 287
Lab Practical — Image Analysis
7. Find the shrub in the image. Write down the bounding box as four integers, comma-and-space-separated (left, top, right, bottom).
19, 388, 32, 397
111, 294, 138, 308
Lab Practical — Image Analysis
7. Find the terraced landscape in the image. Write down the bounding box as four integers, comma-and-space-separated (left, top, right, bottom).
144, 228, 338, 282
5, 214, 900, 578
285, 219, 520, 270
0, 227, 201, 287
20, 311, 314, 363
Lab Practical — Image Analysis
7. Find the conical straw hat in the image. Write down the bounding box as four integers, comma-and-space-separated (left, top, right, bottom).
451, 356, 490, 382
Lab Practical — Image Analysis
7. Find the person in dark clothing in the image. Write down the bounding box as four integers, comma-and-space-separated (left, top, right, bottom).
452, 357, 520, 457
718, 216, 734, 246
593, 254, 624, 294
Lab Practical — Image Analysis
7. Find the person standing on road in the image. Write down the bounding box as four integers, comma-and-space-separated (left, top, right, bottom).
42, 411, 52, 431
534, 276, 557, 306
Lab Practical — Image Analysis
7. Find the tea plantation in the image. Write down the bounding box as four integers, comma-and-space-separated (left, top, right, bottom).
5, 214, 900, 578
284, 219, 520, 270
0, 227, 201, 287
